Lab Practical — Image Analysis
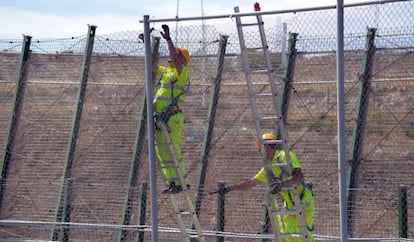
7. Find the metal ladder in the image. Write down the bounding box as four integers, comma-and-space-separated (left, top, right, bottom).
149, 35, 205, 242
149, 35, 204, 241
158, 123, 205, 242
233, 6, 309, 242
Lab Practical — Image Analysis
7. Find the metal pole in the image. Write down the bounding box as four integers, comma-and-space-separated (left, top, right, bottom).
281, 23, 287, 69
140, 0, 407, 23
336, 0, 348, 241
398, 185, 408, 238
201, 0, 207, 107
175, 0, 180, 43
216, 182, 226, 242
0, 35, 31, 213
143, 15, 158, 242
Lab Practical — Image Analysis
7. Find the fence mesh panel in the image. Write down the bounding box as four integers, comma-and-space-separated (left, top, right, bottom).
0, 1, 413, 241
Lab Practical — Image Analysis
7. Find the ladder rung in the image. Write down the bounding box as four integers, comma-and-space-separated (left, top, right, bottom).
251, 69, 269, 75
256, 93, 275, 97
260, 116, 279, 121
246, 46, 264, 51
269, 163, 289, 168
240, 22, 260, 27
280, 233, 307, 239
270, 208, 299, 215
263, 139, 283, 145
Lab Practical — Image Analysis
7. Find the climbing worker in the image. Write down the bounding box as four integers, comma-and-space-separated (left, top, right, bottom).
152, 24, 191, 194
215, 133, 315, 241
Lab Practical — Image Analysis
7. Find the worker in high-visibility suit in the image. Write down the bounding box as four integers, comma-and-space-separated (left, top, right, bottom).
152, 24, 191, 194
218, 133, 314, 241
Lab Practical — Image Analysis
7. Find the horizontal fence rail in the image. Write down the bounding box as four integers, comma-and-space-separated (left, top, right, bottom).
0, 1, 413, 241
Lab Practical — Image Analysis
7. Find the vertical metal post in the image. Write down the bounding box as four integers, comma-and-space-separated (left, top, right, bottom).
136, 182, 148, 242
336, 0, 349, 241
347, 28, 376, 236
216, 182, 226, 242
0, 35, 31, 212
143, 15, 158, 242
193, 34, 228, 218
201, 0, 207, 107
398, 185, 408, 238
281, 23, 287, 69
259, 208, 271, 242
51, 25, 96, 241
190, 34, 228, 242
61, 178, 73, 240
118, 37, 160, 242
279, 32, 298, 126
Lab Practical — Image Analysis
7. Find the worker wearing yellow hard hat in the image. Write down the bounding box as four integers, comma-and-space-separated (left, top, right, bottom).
215, 133, 315, 242
152, 24, 191, 194
175, 47, 190, 66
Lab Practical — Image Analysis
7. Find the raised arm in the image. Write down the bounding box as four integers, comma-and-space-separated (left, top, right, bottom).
160, 24, 183, 74
210, 178, 262, 194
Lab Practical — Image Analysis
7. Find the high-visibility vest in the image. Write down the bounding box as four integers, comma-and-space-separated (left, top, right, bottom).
153, 65, 188, 114
254, 150, 307, 209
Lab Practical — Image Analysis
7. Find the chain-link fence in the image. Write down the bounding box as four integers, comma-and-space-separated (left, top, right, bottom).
0, 1, 413, 241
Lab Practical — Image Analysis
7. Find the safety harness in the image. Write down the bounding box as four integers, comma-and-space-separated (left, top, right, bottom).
154, 69, 190, 125
274, 153, 314, 232
274, 152, 313, 204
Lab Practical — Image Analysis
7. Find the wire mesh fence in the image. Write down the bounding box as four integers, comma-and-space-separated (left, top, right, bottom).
0, 1, 413, 241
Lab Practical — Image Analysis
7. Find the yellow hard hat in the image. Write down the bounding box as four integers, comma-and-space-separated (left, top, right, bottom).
176, 47, 190, 66
254, 133, 276, 149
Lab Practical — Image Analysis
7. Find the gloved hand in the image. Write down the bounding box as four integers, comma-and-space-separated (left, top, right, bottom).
138, 33, 144, 42
138, 28, 154, 43
209, 186, 232, 194
269, 182, 283, 194
160, 24, 171, 40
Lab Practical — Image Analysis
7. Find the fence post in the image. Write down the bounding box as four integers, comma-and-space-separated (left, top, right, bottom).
278, 32, 298, 131
193, 34, 229, 222
216, 181, 226, 242
0, 35, 31, 212
136, 182, 148, 242
346, 28, 376, 236
118, 36, 160, 242
398, 184, 408, 238
51, 25, 97, 241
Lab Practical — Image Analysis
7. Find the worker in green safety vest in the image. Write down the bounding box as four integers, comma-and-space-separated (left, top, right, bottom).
152, 24, 191, 194
216, 133, 315, 241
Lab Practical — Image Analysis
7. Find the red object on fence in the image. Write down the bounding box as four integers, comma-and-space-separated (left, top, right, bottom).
254, 2, 261, 11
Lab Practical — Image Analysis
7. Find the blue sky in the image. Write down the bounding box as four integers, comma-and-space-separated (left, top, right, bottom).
0, 0, 376, 39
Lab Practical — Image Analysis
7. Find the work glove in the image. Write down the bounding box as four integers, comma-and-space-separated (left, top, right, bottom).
138, 28, 154, 43
160, 24, 171, 40
138, 33, 144, 42
269, 182, 283, 194
209, 186, 231, 195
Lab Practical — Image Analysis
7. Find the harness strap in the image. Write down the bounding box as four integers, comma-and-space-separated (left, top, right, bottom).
160, 83, 186, 92
154, 108, 182, 124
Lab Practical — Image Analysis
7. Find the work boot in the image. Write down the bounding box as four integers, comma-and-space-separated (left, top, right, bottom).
161, 182, 175, 194
170, 183, 183, 193
169, 183, 191, 194
162, 182, 190, 194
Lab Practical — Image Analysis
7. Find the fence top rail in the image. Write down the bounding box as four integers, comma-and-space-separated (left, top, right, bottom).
139, 0, 410, 23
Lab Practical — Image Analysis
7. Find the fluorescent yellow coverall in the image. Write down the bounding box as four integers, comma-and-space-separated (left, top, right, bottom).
153, 65, 189, 187
254, 150, 315, 242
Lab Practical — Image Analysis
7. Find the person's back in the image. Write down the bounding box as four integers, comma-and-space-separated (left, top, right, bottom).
153, 64, 188, 114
